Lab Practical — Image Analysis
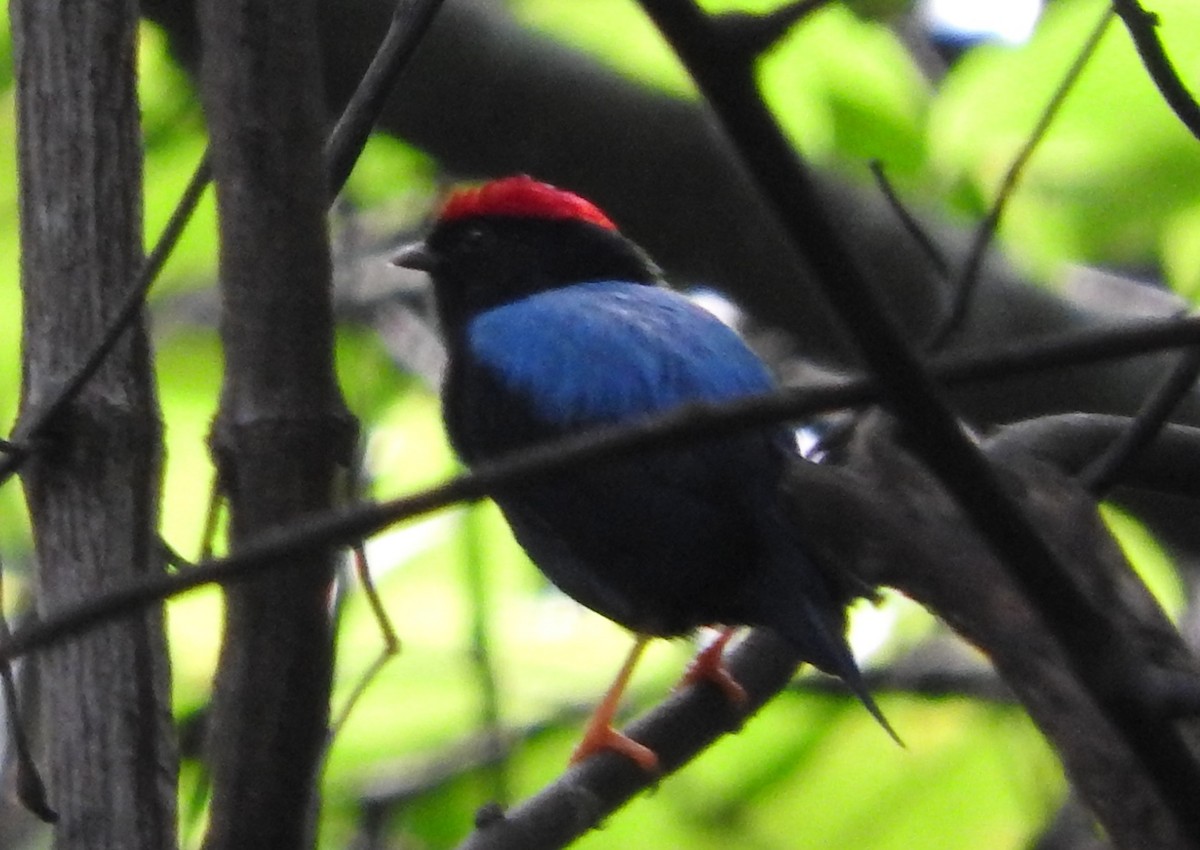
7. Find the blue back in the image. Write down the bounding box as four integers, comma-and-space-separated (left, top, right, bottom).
464, 281, 775, 428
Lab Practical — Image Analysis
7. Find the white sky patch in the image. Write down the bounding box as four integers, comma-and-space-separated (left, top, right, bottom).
687, 287, 744, 330
919, 0, 1043, 44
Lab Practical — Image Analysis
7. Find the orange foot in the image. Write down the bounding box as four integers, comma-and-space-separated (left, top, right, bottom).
679, 627, 748, 707
569, 635, 660, 773
570, 723, 659, 773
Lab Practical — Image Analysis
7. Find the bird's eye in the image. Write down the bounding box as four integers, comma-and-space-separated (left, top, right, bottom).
457, 225, 495, 255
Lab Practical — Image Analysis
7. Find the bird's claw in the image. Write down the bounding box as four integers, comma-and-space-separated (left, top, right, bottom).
678, 628, 749, 708
570, 724, 660, 773
681, 659, 749, 707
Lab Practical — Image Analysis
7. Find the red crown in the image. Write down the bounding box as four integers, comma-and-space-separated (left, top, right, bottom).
439, 175, 616, 231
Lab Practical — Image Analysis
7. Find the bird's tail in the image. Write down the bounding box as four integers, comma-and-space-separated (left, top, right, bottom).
785, 593, 902, 746
747, 502, 902, 745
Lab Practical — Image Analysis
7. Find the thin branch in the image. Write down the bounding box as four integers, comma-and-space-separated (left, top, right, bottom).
1081, 342, 1200, 494
461, 504, 511, 805
357, 660, 1012, 838
325, 550, 401, 756
455, 630, 802, 850
197, 471, 223, 561
0, 557, 55, 823
325, 0, 449, 196
1113, 0, 1200, 141
928, 7, 1114, 350
3, 312, 1200, 666
324, 448, 400, 778
868, 160, 950, 279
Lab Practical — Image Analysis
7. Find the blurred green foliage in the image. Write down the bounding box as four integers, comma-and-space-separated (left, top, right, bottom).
930, 0, 1200, 280
1, 0, 1196, 847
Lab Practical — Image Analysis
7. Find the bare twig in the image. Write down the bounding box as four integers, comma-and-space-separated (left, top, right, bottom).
0, 153, 212, 487
461, 505, 511, 805
455, 630, 802, 850
0, 558, 55, 823
1113, 0, 1200, 141
928, 8, 1113, 350
197, 472, 224, 562
0, 0, 449, 491
868, 160, 950, 279
325, 0, 449, 195
3, 312, 1200, 665
1081, 342, 1200, 494
327, 544, 401, 741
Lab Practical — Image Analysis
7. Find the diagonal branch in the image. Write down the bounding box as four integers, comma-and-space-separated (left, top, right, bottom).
0, 154, 211, 486
325, 0, 450, 194
636, 0, 1200, 843
1081, 342, 1200, 494
3, 312, 1200, 667
928, 7, 1114, 349
455, 630, 802, 850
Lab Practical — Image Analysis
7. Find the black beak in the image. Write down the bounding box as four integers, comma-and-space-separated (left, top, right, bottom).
391, 241, 438, 272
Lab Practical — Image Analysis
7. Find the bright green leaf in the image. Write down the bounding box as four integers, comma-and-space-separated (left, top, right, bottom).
929, 0, 1200, 277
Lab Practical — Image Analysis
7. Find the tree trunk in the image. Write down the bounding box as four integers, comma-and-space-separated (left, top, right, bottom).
12, 1, 178, 848
195, 0, 357, 847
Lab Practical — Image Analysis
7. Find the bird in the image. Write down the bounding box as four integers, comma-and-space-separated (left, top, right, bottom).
392, 175, 893, 770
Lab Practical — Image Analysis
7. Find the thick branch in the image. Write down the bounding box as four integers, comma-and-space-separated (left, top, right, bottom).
12, 0, 177, 846
638, 0, 1200, 843
796, 417, 1200, 850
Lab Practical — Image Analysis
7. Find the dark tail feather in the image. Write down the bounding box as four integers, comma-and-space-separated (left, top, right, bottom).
746, 476, 902, 743
748, 544, 903, 745
790, 595, 903, 746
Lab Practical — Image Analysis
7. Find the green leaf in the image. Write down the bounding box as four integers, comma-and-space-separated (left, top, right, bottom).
512, 0, 693, 95
761, 4, 930, 174
343, 134, 437, 210
1100, 503, 1186, 618
929, 0, 1200, 276
512, 2, 929, 172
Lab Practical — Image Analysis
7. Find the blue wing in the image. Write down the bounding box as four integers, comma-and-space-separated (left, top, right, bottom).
463, 281, 775, 429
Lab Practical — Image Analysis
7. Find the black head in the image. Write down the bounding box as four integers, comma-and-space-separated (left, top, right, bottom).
393, 177, 661, 332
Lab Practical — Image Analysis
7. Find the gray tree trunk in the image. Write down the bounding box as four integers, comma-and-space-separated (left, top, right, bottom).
12, 1, 178, 848
196, 0, 357, 847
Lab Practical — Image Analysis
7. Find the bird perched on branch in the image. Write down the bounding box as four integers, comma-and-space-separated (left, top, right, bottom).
393, 175, 892, 770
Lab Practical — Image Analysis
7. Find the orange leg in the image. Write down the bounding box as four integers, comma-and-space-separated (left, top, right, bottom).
570, 634, 659, 772
679, 627, 748, 706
